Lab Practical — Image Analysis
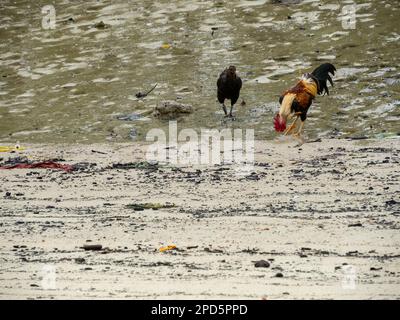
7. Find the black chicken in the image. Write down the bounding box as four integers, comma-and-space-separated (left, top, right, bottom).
217, 66, 242, 118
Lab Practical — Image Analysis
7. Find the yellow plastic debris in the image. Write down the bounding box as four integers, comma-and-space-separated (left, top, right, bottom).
0, 145, 25, 152
159, 245, 177, 252
160, 43, 171, 49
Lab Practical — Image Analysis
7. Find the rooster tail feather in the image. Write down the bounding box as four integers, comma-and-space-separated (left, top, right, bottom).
311, 63, 336, 95
279, 93, 296, 119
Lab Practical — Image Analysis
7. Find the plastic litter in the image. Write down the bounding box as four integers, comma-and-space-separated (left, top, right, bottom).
0, 160, 74, 172
159, 245, 177, 252
0, 144, 25, 152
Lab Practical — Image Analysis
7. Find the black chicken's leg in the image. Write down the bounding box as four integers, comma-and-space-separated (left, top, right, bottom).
222, 103, 228, 116
229, 104, 234, 118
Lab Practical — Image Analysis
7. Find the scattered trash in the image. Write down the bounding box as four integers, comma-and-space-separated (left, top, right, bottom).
0, 157, 94, 172
116, 113, 143, 121
0, 144, 25, 152
126, 203, 176, 211
159, 245, 177, 252
0, 160, 74, 172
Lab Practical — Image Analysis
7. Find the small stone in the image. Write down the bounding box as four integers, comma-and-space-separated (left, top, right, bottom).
254, 260, 270, 268
386, 200, 398, 206
75, 258, 86, 264
348, 223, 363, 227
370, 267, 382, 271
153, 100, 193, 118
82, 244, 103, 251
275, 272, 284, 278
94, 21, 107, 29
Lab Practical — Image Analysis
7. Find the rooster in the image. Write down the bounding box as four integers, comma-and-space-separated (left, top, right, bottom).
217, 66, 242, 118
274, 63, 336, 137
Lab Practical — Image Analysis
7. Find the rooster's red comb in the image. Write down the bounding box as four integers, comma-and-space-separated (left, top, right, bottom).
274, 115, 286, 132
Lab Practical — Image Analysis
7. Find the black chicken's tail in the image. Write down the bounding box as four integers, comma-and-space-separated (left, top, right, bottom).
311, 63, 336, 95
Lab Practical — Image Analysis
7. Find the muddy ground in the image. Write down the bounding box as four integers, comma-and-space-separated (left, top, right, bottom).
1, 0, 399, 143
0, 138, 399, 299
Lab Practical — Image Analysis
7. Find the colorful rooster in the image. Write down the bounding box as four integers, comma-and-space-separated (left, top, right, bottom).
274, 63, 336, 137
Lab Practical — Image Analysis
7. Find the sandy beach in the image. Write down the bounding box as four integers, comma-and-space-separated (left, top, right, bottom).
0, 138, 399, 299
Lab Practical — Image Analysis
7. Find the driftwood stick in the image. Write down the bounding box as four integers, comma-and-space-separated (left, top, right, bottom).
136, 83, 158, 98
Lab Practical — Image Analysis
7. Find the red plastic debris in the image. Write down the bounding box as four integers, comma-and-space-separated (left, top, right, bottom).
0, 161, 74, 172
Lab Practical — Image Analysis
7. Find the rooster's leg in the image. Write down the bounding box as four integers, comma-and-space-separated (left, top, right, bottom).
221, 104, 228, 116
229, 105, 234, 118
284, 116, 299, 136
293, 121, 305, 137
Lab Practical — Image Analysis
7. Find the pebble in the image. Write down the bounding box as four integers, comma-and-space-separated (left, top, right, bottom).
348, 223, 363, 227
75, 258, 86, 264
83, 244, 103, 251
93, 21, 107, 29
386, 200, 398, 206
254, 260, 270, 268
370, 267, 382, 271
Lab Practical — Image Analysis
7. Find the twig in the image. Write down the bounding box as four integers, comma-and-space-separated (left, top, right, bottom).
136, 83, 158, 98
91, 150, 107, 155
